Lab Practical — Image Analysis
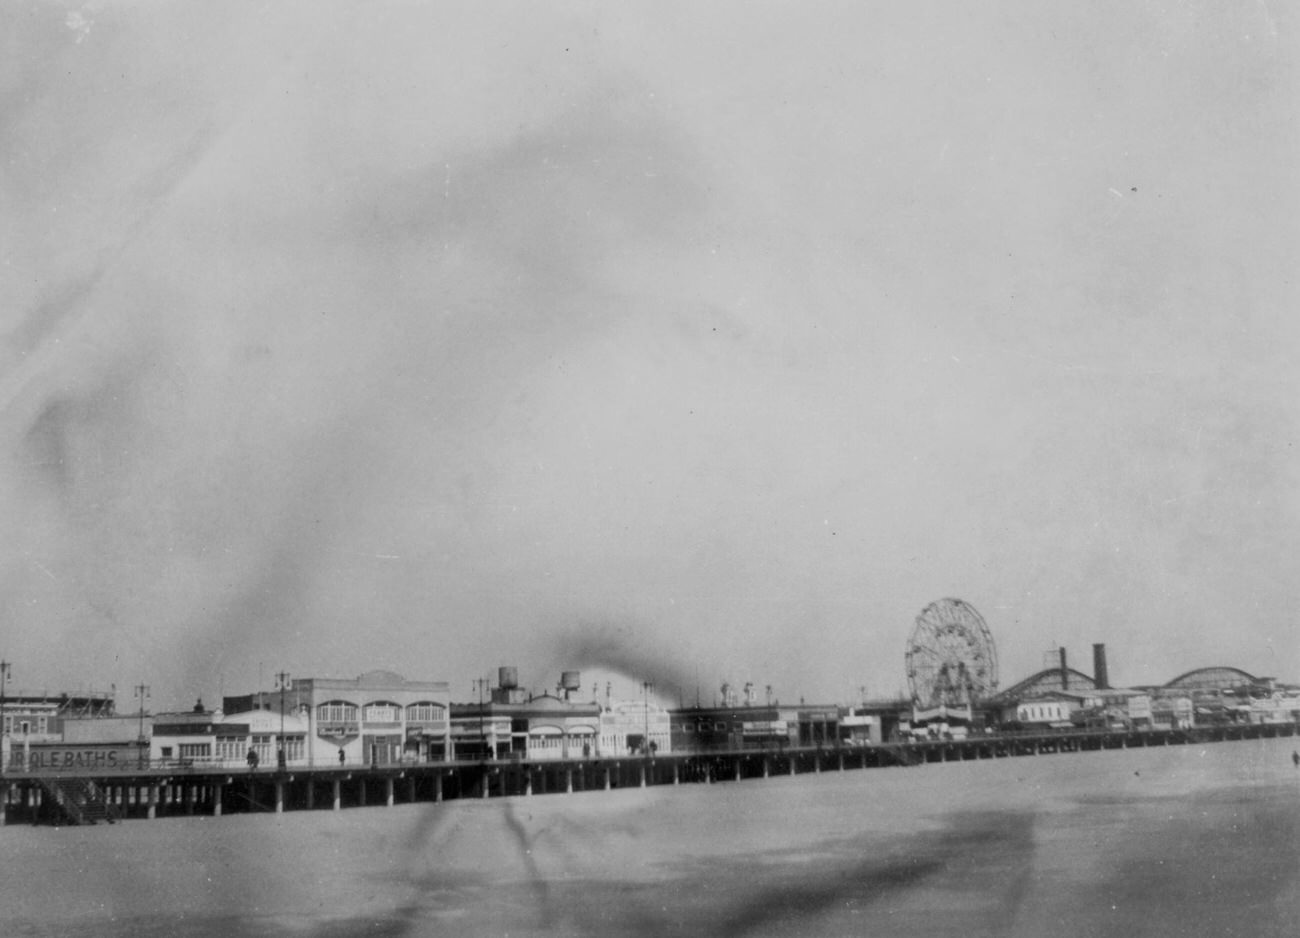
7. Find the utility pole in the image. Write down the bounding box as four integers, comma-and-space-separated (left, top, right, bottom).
0, 659, 11, 774
473, 676, 490, 760
641, 680, 654, 756
134, 683, 150, 769
275, 671, 291, 768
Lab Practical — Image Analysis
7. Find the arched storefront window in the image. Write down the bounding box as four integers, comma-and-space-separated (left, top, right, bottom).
317, 701, 358, 723
363, 701, 401, 723
406, 701, 446, 723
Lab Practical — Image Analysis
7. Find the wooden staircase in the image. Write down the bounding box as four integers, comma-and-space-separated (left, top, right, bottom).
38, 777, 121, 825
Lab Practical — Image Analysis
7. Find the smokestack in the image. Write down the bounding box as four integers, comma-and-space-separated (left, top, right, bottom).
1058, 647, 1069, 690
1092, 643, 1109, 690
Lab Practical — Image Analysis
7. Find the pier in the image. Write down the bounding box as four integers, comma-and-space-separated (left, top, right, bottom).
3, 720, 1296, 827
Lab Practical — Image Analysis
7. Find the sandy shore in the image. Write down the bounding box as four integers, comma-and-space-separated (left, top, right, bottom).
4, 736, 1298, 937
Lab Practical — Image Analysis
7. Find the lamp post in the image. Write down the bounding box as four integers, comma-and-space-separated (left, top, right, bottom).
275, 671, 291, 769
641, 680, 654, 757
0, 659, 11, 774
134, 683, 150, 769
473, 676, 490, 760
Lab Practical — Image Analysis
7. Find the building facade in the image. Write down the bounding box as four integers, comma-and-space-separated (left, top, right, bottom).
225, 670, 452, 767
450, 668, 620, 760
2, 690, 118, 770
151, 706, 311, 768
667, 704, 840, 753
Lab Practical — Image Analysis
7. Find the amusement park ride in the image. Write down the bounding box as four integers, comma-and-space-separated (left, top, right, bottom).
905, 598, 999, 720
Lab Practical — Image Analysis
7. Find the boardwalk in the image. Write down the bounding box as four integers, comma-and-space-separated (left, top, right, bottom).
3, 721, 1296, 826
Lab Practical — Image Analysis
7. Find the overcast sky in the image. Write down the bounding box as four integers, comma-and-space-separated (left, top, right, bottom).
2, 1, 1297, 711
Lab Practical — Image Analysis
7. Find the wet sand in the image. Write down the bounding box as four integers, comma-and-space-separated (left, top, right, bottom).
5, 737, 1298, 937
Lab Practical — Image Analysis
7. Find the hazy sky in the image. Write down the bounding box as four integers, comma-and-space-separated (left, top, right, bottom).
2, 1, 1297, 710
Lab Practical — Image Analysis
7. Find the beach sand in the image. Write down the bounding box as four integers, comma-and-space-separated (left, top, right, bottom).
4, 736, 1298, 937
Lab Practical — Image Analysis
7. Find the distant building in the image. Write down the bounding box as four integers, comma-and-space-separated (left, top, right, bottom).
667, 703, 839, 753
224, 670, 451, 767
450, 667, 607, 760
151, 701, 311, 768
1, 689, 117, 770
602, 698, 671, 756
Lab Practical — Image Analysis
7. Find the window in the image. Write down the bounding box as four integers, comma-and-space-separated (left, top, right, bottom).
216, 736, 244, 761
178, 743, 211, 760
406, 702, 446, 723
160, 746, 174, 758
318, 701, 359, 723
251, 734, 273, 764
280, 735, 305, 762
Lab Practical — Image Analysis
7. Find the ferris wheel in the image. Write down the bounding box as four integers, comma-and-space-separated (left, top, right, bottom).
905, 598, 998, 709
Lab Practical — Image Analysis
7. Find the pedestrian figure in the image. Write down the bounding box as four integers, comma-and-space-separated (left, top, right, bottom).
338, 747, 346, 766
1292, 750, 1298, 768
246, 749, 259, 770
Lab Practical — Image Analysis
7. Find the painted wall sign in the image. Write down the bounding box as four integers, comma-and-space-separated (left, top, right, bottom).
8, 742, 142, 772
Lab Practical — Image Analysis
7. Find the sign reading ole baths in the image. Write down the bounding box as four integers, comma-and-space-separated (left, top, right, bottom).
7, 742, 143, 772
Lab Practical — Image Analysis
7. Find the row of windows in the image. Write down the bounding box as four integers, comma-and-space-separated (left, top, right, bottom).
158, 736, 307, 762
246, 734, 307, 762
599, 733, 669, 749
527, 736, 569, 750
1020, 705, 1064, 721
316, 702, 447, 723
1, 715, 50, 735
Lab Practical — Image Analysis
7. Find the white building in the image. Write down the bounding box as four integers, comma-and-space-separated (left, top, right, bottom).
225, 670, 452, 767
151, 708, 311, 768
599, 699, 671, 756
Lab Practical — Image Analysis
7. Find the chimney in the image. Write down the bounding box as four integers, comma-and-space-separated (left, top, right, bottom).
1092, 643, 1109, 690
1058, 647, 1069, 690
